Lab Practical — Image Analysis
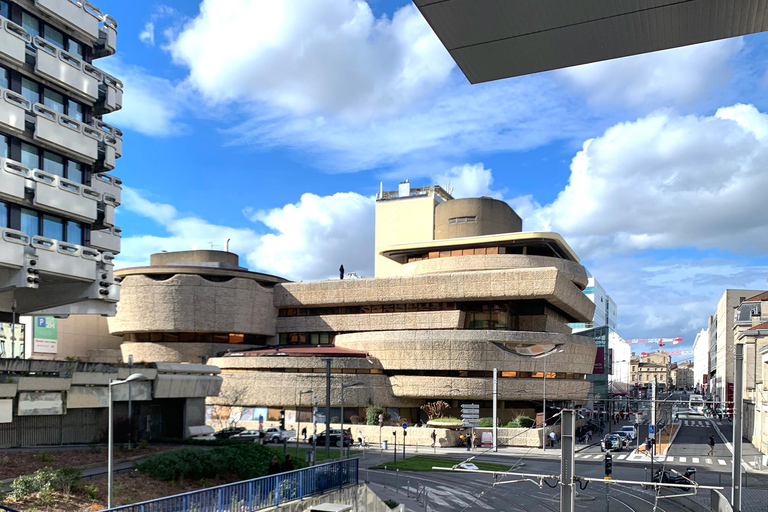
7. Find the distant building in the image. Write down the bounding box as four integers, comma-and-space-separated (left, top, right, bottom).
670, 361, 694, 390
570, 277, 617, 331
692, 329, 709, 391
630, 350, 672, 391
576, 326, 631, 411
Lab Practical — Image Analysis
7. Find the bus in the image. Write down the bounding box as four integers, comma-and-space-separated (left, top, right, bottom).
689, 394, 705, 415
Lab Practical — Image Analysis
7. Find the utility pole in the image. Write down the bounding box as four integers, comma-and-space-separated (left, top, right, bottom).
732, 343, 743, 512
493, 368, 498, 452
324, 358, 331, 457
560, 409, 575, 512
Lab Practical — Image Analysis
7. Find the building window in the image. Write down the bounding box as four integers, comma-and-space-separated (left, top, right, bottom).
43, 88, 65, 114
0, 133, 7, 158
67, 99, 83, 121
20, 208, 39, 237
21, 77, 39, 106
66, 220, 82, 244
0, 201, 7, 228
21, 12, 39, 40
0, 1, 8, 18
43, 25, 65, 50
42, 214, 63, 240
0, 66, 7, 89
43, 151, 65, 176
448, 216, 477, 225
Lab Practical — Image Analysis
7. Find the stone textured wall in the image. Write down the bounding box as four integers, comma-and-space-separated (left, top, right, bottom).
334, 330, 597, 375
434, 197, 522, 239
109, 274, 277, 336
277, 310, 464, 333
276, 267, 595, 323
121, 342, 261, 364
388, 375, 591, 401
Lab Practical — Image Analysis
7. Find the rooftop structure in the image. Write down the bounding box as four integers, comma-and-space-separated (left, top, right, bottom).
413, 0, 768, 84
0, 0, 123, 327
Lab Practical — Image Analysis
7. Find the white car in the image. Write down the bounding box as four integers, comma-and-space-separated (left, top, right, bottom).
619, 425, 637, 440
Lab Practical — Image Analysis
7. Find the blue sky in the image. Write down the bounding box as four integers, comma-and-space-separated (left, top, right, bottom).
98, 0, 768, 357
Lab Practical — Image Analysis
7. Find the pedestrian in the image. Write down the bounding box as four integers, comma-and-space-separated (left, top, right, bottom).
645, 437, 652, 456
708, 435, 715, 456
281, 454, 294, 472
430, 429, 437, 448
548, 431, 556, 448
268, 455, 281, 475
301, 426, 307, 441
357, 431, 366, 447
465, 433, 471, 451
472, 431, 479, 451
587, 429, 593, 442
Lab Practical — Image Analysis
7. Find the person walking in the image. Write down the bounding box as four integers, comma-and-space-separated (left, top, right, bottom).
465, 433, 472, 451
430, 429, 437, 448
268, 455, 281, 475
281, 454, 294, 472
301, 426, 307, 441
472, 431, 479, 451
548, 431, 557, 448
708, 435, 715, 456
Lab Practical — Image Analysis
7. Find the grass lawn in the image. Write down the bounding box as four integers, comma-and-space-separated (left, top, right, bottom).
371, 456, 517, 473
268, 446, 359, 464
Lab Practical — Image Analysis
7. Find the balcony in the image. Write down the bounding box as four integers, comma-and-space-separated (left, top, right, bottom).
0, 229, 30, 269
0, 157, 31, 202
33, 103, 101, 163
92, 119, 121, 171
90, 173, 121, 204
30, 168, 99, 222
90, 226, 120, 253
30, 235, 100, 280
0, 87, 30, 134
33, 37, 102, 102
100, 194, 116, 227
100, 73, 123, 113
33, 0, 116, 57
0, 15, 29, 66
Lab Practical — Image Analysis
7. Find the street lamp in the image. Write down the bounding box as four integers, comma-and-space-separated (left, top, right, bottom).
296, 389, 313, 459
340, 380, 364, 457
108, 373, 148, 508
542, 348, 565, 452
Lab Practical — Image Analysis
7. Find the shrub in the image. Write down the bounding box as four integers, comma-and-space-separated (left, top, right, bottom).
331, 416, 339, 423
350, 415, 360, 425
506, 416, 535, 428
84, 484, 99, 501
366, 406, 387, 426
384, 499, 399, 509
420, 400, 450, 420
57, 467, 82, 495
37, 451, 53, 463
478, 417, 495, 428
10, 466, 64, 504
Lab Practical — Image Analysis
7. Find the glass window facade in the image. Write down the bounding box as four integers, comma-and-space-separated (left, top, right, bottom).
43, 214, 63, 240
66, 220, 82, 244
20, 208, 39, 237
44, 25, 65, 49
21, 12, 39, 40
0, 134, 7, 158
0, 201, 7, 228
21, 143, 39, 170
43, 151, 65, 177
43, 89, 65, 114
21, 78, 39, 106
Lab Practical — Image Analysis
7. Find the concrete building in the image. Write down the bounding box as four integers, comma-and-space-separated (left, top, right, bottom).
692, 328, 709, 392
576, 326, 630, 413
110, 183, 598, 425
413, 1, 768, 84
670, 361, 694, 391
733, 291, 768, 457
0, 0, 124, 332
630, 350, 671, 392
707, 289, 763, 404
570, 276, 617, 331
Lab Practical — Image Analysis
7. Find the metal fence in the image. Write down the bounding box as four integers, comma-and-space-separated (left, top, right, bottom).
102, 458, 359, 512
0, 505, 22, 512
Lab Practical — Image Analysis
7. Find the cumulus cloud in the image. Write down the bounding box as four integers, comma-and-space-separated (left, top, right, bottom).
139, 22, 155, 46
118, 188, 375, 281
168, 0, 454, 121
524, 103, 768, 258
98, 58, 189, 137
560, 38, 744, 110
432, 163, 506, 199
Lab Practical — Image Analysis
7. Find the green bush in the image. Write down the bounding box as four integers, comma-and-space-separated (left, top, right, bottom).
384, 499, 399, 509
506, 416, 535, 428
366, 406, 387, 426
84, 483, 99, 501
9, 466, 68, 504
478, 417, 495, 428
136, 443, 306, 482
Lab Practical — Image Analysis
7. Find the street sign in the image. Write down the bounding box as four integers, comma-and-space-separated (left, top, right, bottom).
402, 422, 408, 430
461, 404, 480, 410
462, 421, 479, 427
649, 425, 655, 435
461, 414, 480, 419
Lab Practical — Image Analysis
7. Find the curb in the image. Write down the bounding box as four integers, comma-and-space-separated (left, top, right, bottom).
709, 418, 768, 475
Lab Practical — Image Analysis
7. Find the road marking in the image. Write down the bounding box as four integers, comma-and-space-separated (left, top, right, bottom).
692, 457, 699, 463
679, 457, 686, 463
718, 459, 727, 466
427, 490, 450, 507
705, 458, 713, 464
666, 457, 674, 462
617, 455, 627, 460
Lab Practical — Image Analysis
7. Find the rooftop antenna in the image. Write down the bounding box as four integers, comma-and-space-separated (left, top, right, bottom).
225, 238, 231, 252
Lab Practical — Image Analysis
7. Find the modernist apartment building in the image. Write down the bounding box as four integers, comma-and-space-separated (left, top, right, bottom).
110, 183, 598, 424
0, 0, 123, 356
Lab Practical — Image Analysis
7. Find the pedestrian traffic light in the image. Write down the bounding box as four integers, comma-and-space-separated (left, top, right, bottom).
604, 453, 613, 477
279, 409, 285, 429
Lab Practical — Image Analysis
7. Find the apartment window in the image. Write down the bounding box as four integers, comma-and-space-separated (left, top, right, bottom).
43, 89, 65, 114
448, 216, 477, 225
21, 78, 39, 106
21, 12, 39, 40
43, 151, 64, 177
21, 143, 39, 170
0, 201, 7, 228
68, 161, 83, 183
43, 214, 63, 240
68, 40, 83, 60
66, 220, 82, 243
0, 1, 8, 18
67, 99, 83, 121
0, 66, 7, 89
20, 208, 39, 237
43, 25, 65, 50
0, 134, 7, 158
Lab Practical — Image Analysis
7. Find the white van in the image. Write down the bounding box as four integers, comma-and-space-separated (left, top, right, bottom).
620, 425, 637, 440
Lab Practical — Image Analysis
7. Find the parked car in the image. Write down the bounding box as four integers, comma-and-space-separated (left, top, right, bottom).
230, 429, 263, 441
312, 429, 352, 447
264, 427, 296, 443
601, 434, 623, 452
213, 426, 246, 439
613, 431, 632, 446
619, 425, 637, 440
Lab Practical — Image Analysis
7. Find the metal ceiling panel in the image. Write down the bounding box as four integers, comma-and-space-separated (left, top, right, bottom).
414, 0, 768, 83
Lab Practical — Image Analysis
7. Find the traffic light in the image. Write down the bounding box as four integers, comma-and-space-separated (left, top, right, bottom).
604, 453, 613, 477
279, 410, 285, 429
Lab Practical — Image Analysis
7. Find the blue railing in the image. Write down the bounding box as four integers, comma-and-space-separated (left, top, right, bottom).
1, 505, 22, 512
101, 458, 359, 512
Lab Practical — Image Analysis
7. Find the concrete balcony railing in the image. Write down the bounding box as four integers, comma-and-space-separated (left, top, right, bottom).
100, 194, 116, 227
0, 157, 31, 203
30, 168, 100, 222
32, 103, 101, 162
101, 72, 123, 113
0, 15, 29, 66
92, 119, 122, 171
0, 86, 31, 134
0, 228, 30, 269
33, 37, 102, 102
90, 226, 120, 254
90, 173, 121, 205
33, 0, 117, 57
30, 235, 101, 280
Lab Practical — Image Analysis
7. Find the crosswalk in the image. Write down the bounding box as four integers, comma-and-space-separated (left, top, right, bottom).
574, 452, 732, 467
683, 420, 712, 428
410, 484, 494, 510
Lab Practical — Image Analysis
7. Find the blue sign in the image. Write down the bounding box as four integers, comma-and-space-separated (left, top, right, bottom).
402, 422, 408, 430
649, 425, 655, 435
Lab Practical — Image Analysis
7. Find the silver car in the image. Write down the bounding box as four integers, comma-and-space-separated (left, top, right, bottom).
601, 434, 623, 452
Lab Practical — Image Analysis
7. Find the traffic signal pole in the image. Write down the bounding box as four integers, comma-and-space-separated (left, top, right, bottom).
732, 343, 744, 512
560, 409, 575, 512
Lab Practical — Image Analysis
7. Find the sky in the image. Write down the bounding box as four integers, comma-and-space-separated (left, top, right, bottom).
98, 0, 768, 359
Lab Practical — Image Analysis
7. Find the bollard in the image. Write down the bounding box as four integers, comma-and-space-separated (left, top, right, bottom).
384, 466, 387, 489
397, 469, 400, 494
407, 479, 411, 498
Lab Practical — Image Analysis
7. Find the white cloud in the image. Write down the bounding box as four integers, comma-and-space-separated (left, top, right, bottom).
432, 163, 506, 199
118, 188, 375, 281
139, 22, 155, 46
524, 103, 768, 258
98, 58, 189, 137
560, 38, 744, 110
168, 0, 454, 121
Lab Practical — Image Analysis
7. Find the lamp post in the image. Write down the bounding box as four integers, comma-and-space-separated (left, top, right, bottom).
296, 389, 313, 459
542, 349, 565, 452
108, 373, 148, 508
340, 380, 364, 457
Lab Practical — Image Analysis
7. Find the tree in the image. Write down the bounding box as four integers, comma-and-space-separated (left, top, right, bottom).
420, 400, 450, 420
210, 381, 250, 431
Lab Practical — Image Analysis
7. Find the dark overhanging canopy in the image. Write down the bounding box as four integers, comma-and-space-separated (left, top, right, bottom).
413, 0, 768, 84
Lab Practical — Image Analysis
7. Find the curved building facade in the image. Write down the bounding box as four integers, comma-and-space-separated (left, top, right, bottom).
111, 183, 598, 425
